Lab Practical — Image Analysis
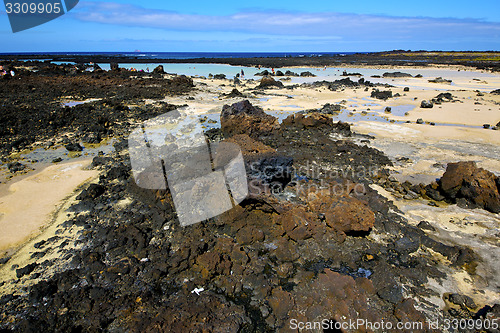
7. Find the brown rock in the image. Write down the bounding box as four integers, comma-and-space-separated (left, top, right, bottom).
224, 134, 276, 158
221, 100, 279, 139
439, 161, 500, 213
276, 206, 313, 241
257, 76, 284, 89
144, 292, 250, 332
282, 112, 333, 129
307, 191, 375, 236
235, 226, 265, 245
394, 299, 428, 332
171, 74, 194, 87
268, 287, 295, 319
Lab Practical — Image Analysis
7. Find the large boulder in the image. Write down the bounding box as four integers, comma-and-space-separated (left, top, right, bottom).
213, 73, 226, 80
257, 76, 284, 89
428, 77, 452, 84
110, 62, 119, 71
420, 100, 433, 108
434, 92, 453, 102
307, 190, 375, 236
318, 103, 342, 114
224, 88, 244, 98
282, 112, 333, 129
439, 161, 500, 213
171, 75, 194, 88
254, 70, 270, 76
282, 113, 351, 136
221, 100, 279, 139
382, 72, 413, 78
152, 65, 165, 74
371, 90, 393, 100
284, 70, 298, 76
300, 71, 316, 77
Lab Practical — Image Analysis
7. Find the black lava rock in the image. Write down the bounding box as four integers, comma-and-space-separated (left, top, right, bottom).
77, 184, 105, 200
16, 263, 38, 279
7, 162, 26, 173
371, 90, 393, 100
65, 143, 83, 152
420, 100, 433, 108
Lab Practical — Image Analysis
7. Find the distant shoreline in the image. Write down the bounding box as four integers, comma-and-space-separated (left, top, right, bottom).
1, 51, 499, 71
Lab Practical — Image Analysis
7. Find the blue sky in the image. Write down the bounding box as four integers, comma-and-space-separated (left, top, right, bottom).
1, 0, 499, 52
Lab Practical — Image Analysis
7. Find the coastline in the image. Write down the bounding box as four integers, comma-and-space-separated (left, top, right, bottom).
0, 57, 498, 331
1, 51, 500, 72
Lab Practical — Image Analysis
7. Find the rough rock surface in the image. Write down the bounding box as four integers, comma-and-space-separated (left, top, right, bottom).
307, 191, 375, 237
420, 100, 434, 108
0, 61, 493, 333
221, 100, 280, 139
257, 76, 284, 89
371, 89, 393, 100
439, 161, 500, 213
383, 72, 413, 78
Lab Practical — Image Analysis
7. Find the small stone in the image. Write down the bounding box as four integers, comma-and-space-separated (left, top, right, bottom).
420, 100, 433, 108
418, 220, 436, 231
65, 143, 83, 152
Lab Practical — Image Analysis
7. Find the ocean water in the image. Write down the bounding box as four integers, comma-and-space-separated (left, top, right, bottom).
81, 63, 497, 91
2, 51, 360, 59
6, 51, 497, 91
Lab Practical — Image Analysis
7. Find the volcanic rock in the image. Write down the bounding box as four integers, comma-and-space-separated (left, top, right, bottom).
223, 134, 293, 193
7, 162, 26, 173
439, 161, 500, 213
282, 113, 333, 129
428, 77, 452, 84
371, 89, 393, 100
171, 75, 194, 88
152, 65, 165, 74
300, 71, 316, 77
65, 143, 83, 152
307, 191, 375, 237
383, 72, 413, 78
420, 100, 433, 108
318, 103, 342, 114
221, 100, 279, 139
257, 76, 284, 89
224, 88, 244, 98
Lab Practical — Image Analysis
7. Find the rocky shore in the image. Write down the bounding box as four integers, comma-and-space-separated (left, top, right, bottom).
1, 51, 500, 71
0, 61, 499, 332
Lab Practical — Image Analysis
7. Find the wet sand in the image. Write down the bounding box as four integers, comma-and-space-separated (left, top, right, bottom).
0, 160, 98, 255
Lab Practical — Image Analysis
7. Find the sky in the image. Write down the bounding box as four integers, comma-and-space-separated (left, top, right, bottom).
1, 0, 499, 52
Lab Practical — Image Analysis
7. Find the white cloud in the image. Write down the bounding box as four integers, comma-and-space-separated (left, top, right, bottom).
69, 2, 500, 45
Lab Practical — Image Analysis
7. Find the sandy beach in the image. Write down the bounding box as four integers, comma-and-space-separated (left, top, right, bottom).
0, 160, 98, 254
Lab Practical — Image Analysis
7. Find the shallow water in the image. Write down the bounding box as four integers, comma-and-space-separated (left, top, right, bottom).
89, 63, 499, 91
